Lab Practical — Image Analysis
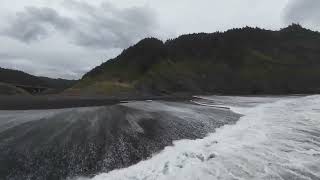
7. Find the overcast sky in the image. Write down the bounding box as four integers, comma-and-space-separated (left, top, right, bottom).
0, 0, 319, 79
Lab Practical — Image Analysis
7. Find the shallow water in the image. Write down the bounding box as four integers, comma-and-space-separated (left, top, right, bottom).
84, 95, 320, 180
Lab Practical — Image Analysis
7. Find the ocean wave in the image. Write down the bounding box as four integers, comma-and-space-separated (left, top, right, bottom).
86, 95, 320, 180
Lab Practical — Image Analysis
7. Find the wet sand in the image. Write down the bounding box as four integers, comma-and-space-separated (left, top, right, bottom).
0, 95, 192, 110
0, 100, 240, 179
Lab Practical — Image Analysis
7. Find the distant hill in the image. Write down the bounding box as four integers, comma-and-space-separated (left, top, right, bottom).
72, 24, 320, 95
0, 67, 77, 94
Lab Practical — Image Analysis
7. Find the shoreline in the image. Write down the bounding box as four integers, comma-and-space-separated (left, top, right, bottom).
0, 95, 192, 110
0, 93, 311, 111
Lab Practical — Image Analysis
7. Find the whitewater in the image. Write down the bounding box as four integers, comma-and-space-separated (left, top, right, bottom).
83, 95, 320, 180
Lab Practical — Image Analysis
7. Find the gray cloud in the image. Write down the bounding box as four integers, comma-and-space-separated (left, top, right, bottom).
1, 1, 158, 49
0, 51, 99, 80
69, 3, 158, 49
2, 7, 72, 42
0, 36, 122, 79
284, 0, 320, 29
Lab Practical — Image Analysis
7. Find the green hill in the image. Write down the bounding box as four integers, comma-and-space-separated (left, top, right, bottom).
73, 24, 320, 95
0, 67, 77, 94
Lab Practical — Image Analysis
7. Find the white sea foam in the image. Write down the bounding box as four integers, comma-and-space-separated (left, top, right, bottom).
82, 95, 320, 180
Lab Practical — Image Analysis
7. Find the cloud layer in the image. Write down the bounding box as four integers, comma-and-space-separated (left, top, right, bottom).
284, 0, 320, 29
2, 1, 158, 49
3, 7, 72, 43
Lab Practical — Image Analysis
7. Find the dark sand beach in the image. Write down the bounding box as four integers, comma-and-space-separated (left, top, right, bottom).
0, 95, 192, 110
0, 99, 239, 179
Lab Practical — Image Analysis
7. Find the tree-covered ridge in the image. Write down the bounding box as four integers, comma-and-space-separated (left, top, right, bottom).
75, 24, 320, 95
0, 67, 77, 92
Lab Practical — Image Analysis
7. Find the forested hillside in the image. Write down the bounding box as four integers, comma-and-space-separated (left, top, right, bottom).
73, 24, 320, 95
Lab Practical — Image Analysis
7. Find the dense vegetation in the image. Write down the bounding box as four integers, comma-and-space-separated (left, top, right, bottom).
74, 24, 320, 95
0, 67, 76, 94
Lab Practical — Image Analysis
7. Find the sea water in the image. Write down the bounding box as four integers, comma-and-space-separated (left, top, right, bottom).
84, 95, 320, 180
